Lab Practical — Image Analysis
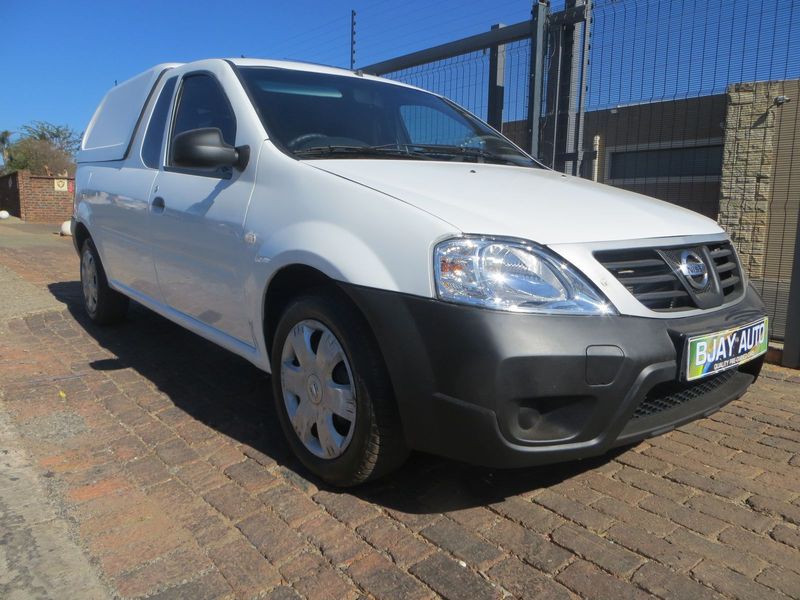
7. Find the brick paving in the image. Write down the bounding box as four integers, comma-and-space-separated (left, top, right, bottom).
1, 235, 799, 599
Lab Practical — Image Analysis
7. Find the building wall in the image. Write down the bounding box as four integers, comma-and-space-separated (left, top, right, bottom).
503, 95, 728, 218
767, 80, 800, 314
501, 120, 529, 151
580, 95, 728, 219
0, 170, 74, 223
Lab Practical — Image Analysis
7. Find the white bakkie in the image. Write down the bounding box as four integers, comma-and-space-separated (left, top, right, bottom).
74, 59, 767, 486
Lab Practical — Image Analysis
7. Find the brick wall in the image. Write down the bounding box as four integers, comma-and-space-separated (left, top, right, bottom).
0, 171, 22, 217
0, 170, 74, 223
24, 172, 75, 223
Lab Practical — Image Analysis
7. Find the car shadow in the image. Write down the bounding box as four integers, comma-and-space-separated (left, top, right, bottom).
48, 280, 625, 514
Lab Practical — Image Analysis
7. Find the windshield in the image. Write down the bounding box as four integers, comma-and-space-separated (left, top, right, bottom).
238, 66, 539, 168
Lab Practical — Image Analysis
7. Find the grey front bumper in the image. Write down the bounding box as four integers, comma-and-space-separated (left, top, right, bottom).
342, 282, 766, 468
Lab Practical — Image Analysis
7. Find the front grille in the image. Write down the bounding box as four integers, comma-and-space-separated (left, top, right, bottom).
707, 241, 743, 302
596, 247, 691, 311
632, 369, 736, 420
595, 242, 744, 312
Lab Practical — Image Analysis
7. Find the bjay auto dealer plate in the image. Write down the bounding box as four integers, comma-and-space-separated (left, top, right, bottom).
685, 318, 768, 381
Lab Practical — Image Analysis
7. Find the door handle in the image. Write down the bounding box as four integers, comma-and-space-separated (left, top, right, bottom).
151, 196, 165, 213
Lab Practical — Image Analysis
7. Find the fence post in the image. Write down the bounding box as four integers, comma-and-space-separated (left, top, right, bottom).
561, 0, 591, 176
527, 2, 548, 157
782, 218, 800, 368
350, 10, 357, 70
572, 0, 591, 177
487, 24, 506, 131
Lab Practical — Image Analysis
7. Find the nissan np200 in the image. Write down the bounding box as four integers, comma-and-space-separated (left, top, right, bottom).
73, 59, 768, 485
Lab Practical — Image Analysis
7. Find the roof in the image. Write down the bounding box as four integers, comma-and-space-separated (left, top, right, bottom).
227, 58, 416, 89
77, 58, 420, 164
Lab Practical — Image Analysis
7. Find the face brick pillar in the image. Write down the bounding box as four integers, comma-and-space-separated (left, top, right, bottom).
17, 170, 31, 221
718, 81, 778, 281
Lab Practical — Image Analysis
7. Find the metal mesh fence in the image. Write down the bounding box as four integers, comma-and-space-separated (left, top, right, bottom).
366, 0, 799, 344
501, 39, 533, 144
383, 51, 491, 121
578, 0, 799, 340
381, 38, 532, 147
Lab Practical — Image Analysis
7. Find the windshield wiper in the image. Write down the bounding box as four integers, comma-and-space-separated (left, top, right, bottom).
294, 143, 527, 166
293, 145, 433, 160
389, 144, 523, 165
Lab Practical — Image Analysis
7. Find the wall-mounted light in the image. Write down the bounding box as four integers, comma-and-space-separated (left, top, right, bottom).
774, 95, 791, 106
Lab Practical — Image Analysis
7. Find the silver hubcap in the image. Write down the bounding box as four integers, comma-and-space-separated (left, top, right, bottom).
81, 250, 98, 314
280, 319, 357, 459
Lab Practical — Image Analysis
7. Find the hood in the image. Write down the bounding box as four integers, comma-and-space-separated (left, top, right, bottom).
306, 160, 723, 245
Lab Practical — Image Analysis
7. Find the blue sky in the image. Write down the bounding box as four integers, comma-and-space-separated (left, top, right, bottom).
1, 0, 533, 137
2, 0, 797, 140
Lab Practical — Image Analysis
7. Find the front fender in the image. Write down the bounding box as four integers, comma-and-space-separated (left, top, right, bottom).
243, 221, 400, 368
256, 221, 399, 292
74, 201, 93, 233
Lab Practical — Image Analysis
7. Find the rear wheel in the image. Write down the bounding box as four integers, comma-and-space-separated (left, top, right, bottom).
80, 239, 129, 324
271, 292, 407, 486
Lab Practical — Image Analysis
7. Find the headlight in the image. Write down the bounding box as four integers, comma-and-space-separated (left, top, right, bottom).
434, 237, 614, 315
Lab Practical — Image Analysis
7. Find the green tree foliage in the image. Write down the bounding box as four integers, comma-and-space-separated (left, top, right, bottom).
2, 121, 80, 176
20, 121, 81, 155
5, 137, 76, 176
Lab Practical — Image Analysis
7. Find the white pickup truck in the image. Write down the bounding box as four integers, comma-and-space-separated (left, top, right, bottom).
74, 58, 767, 485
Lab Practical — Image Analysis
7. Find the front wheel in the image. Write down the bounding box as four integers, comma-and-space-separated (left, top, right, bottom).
271, 292, 408, 486
80, 239, 129, 325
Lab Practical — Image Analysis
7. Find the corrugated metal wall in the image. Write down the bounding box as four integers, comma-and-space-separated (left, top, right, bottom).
763, 79, 799, 340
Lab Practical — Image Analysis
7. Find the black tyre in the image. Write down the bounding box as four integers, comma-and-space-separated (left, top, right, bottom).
80, 238, 129, 325
271, 292, 408, 486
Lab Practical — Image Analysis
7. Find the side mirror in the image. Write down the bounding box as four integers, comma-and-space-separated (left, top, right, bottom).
171, 128, 248, 170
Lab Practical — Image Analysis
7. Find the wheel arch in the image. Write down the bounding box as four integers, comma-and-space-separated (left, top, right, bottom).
262, 264, 343, 362
262, 262, 391, 359
255, 224, 402, 364
73, 221, 91, 255
264, 268, 410, 484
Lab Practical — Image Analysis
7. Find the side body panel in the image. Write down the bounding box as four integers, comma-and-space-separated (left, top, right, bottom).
148, 62, 266, 345
81, 165, 160, 299
242, 142, 456, 371
75, 70, 173, 302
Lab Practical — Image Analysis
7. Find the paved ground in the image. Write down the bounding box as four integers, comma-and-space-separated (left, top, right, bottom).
1, 221, 799, 600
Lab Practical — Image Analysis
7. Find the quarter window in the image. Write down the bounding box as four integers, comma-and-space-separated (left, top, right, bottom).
142, 76, 177, 168
169, 74, 236, 165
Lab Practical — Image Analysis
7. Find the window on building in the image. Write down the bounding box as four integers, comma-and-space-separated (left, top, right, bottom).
609, 145, 723, 180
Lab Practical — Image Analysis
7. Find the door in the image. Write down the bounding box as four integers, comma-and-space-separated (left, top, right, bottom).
149, 70, 256, 344
86, 165, 160, 298
87, 74, 180, 298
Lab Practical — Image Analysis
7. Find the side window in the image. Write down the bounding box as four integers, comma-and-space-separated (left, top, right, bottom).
142, 76, 177, 168
169, 74, 236, 166
399, 104, 472, 146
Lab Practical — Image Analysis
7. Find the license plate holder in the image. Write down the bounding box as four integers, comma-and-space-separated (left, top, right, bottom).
684, 318, 768, 381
